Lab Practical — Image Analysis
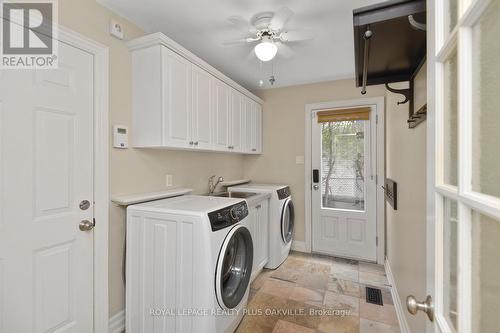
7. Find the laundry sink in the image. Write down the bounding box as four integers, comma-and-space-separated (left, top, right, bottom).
210, 192, 257, 199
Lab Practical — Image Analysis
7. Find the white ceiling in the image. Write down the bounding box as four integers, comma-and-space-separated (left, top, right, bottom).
99, 0, 385, 92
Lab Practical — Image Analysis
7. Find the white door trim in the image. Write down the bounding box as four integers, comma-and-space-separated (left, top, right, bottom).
305, 96, 385, 264
58, 26, 110, 333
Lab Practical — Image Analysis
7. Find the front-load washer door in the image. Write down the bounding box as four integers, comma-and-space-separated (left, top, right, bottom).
281, 198, 295, 244
215, 225, 253, 309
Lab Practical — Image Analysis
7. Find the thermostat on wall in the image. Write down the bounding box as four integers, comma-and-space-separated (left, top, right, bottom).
113, 125, 128, 149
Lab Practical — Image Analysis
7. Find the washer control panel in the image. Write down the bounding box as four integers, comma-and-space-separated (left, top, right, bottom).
277, 186, 291, 200
208, 201, 248, 232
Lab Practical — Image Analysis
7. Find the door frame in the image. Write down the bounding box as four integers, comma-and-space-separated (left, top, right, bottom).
58, 26, 110, 333
304, 97, 385, 264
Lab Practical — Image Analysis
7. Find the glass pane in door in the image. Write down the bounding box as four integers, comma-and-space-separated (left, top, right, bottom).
444, 0, 459, 37
471, 212, 500, 332
471, 1, 500, 198
443, 50, 458, 186
443, 198, 458, 330
321, 120, 365, 211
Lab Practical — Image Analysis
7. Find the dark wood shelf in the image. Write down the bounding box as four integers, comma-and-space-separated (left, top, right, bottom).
353, 0, 426, 88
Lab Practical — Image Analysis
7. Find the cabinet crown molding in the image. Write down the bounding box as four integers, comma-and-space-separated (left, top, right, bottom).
127, 32, 263, 104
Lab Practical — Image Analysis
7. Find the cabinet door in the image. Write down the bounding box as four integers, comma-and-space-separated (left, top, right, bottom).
249, 204, 259, 273
212, 80, 230, 150
243, 97, 254, 153
162, 47, 192, 148
192, 65, 213, 149
259, 200, 269, 266
229, 89, 243, 152
254, 102, 262, 154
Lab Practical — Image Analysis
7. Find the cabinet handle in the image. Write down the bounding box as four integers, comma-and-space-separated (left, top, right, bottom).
194, 141, 199, 146
256, 204, 262, 209
252, 148, 256, 151
189, 141, 194, 145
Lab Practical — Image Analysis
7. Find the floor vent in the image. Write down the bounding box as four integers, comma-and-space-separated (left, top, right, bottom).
366, 287, 383, 306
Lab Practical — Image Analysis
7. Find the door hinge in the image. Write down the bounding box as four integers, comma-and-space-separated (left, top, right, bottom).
93, 218, 96, 226
376, 236, 378, 246
376, 114, 379, 124
376, 174, 378, 185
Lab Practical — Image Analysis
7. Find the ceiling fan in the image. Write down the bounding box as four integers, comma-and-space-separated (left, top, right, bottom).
224, 7, 314, 62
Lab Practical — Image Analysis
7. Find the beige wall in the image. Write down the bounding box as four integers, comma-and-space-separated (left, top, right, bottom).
385, 82, 427, 332
60, 0, 429, 322
60, 0, 246, 316
244, 79, 386, 242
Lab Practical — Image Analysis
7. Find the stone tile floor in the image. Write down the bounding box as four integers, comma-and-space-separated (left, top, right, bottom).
235, 251, 400, 333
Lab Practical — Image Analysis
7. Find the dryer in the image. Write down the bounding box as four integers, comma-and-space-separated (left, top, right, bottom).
126, 195, 253, 333
228, 184, 294, 269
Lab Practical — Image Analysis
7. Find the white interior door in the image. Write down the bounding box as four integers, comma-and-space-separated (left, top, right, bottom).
311, 105, 377, 261
424, 0, 500, 332
0, 41, 94, 332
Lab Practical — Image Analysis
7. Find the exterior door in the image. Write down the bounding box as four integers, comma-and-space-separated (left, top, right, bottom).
0, 41, 94, 332
423, 0, 500, 332
311, 105, 377, 261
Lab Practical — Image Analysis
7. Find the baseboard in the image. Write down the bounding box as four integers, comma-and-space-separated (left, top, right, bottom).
385, 258, 411, 333
291, 240, 308, 253
108, 309, 125, 333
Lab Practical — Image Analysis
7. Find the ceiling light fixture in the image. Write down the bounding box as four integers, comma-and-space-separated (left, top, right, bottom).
254, 36, 277, 62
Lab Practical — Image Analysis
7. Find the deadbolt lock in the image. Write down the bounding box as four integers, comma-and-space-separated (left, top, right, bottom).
79, 200, 91, 210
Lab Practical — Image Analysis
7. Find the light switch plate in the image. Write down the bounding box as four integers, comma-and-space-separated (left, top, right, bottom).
165, 174, 173, 187
295, 156, 305, 164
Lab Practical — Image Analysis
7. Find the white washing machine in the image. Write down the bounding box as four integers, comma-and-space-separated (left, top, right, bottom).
126, 195, 253, 333
228, 184, 294, 269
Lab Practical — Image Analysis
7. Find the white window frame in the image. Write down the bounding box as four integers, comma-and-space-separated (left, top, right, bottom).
432, 0, 500, 332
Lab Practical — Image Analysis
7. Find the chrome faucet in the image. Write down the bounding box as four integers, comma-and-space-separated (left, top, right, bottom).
208, 175, 224, 195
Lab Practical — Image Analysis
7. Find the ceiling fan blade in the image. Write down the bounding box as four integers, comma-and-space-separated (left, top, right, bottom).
269, 7, 294, 31
223, 37, 260, 46
276, 42, 294, 59
280, 30, 315, 42
223, 39, 250, 46
228, 16, 257, 33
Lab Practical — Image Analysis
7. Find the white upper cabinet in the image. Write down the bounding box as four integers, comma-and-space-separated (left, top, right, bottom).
191, 64, 213, 149
162, 47, 192, 148
229, 89, 243, 152
212, 79, 230, 151
243, 96, 254, 153
254, 103, 262, 154
242, 97, 261, 154
128, 33, 262, 154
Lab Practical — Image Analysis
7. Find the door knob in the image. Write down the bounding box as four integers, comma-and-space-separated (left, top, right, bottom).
313, 185, 319, 190
79, 219, 95, 231
406, 295, 434, 322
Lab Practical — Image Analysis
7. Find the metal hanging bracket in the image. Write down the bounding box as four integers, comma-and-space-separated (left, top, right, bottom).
360, 27, 373, 95
408, 15, 426, 31
385, 83, 410, 105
